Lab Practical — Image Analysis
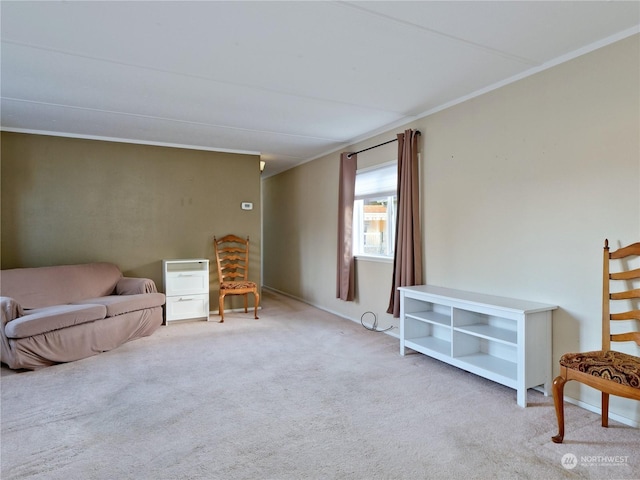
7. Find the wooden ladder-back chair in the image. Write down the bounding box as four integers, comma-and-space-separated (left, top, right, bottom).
551, 239, 640, 443
213, 235, 260, 322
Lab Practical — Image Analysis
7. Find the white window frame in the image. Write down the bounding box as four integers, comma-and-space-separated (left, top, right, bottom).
353, 161, 397, 261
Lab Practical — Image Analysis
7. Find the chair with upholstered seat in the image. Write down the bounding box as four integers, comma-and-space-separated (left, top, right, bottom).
213, 234, 260, 322
551, 239, 640, 443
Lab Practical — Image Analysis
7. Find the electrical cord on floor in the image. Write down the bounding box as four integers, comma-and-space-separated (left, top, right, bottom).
360, 311, 393, 333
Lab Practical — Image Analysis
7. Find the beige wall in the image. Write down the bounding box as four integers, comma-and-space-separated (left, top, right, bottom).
263, 35, 640, 423
1, 133, 262, 308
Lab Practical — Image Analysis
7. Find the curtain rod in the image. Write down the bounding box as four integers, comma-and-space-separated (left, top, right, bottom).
347, 130, 421, 158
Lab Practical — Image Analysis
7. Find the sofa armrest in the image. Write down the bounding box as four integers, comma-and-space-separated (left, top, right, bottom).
116, 277, 159, 295
0, 297, 24, 369
1, 296, 24, 326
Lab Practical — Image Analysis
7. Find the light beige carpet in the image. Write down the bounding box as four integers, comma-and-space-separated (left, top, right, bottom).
1, 290, 639, 480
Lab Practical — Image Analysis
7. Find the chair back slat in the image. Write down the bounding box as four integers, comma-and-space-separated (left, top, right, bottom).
610, 268, 640, 280
610, 332, 640, 346
610, 289, 640, 300
609, 242, 640, 259
611, 310, 640, 321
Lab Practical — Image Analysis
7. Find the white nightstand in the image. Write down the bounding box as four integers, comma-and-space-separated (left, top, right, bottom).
163, 259, 210, 324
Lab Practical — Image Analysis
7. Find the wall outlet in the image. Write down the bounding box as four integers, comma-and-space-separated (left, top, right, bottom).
241, 202, 253, 210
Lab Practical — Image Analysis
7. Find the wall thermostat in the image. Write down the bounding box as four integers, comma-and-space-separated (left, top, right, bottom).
241, 202, 253, 210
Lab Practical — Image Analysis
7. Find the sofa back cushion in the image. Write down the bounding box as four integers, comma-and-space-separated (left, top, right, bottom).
0, 263, 123, 309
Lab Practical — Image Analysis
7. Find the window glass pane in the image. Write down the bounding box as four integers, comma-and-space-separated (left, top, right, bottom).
353, 162, 397, 258
354, 195, 395, 257
353, 199, 364, 254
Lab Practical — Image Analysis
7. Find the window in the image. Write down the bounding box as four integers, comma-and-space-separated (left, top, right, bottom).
353, 162, 397, 258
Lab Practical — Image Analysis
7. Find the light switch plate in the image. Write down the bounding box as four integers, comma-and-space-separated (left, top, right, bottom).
241, 202, 253, 210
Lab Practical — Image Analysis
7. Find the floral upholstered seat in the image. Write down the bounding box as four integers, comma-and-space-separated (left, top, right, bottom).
220, 281, 258, 290
559, 350, 640, 389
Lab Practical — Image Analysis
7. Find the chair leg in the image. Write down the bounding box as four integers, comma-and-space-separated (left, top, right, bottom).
254, 291, 260, 319
602, 392, 609, 428
243, 293, 248, 313
219, 294, 225, 323
551, 375, 567, 443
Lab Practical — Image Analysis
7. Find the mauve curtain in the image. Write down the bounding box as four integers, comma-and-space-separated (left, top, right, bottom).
336, 152, 357, 301
387, 129, 423, 317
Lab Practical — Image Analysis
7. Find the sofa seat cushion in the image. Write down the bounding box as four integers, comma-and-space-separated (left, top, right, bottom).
5, 304, 107, 339
74, 293, 166, 318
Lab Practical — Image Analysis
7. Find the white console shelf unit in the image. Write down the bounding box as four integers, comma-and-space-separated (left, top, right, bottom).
399, 285, 557, 407
163, 259, 210, 324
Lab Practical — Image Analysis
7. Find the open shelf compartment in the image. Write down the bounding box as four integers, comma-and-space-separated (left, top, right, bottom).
404, 336, 451, 357
453, 308, 517, 345
455, 353, 517, 386
404, 297, 452, 326
452, 330, 517, 383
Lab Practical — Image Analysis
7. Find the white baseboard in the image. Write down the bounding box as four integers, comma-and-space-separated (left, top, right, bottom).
563, 395, 639, 428
208, 306, 262, 315
262, 286, 399, 338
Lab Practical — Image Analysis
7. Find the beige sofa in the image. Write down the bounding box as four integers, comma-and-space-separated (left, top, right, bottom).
0, 262, 165, 370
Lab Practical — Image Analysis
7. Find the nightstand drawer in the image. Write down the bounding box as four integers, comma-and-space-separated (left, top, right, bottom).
164, 271, 209, 296
165, 294, 210, 321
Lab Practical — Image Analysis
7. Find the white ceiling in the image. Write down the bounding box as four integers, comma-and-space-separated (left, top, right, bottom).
2, 1, 639, 177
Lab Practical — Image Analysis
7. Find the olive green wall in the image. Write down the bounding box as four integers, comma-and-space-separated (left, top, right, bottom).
263, 35, 640, 423
1, 132, 262, 307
